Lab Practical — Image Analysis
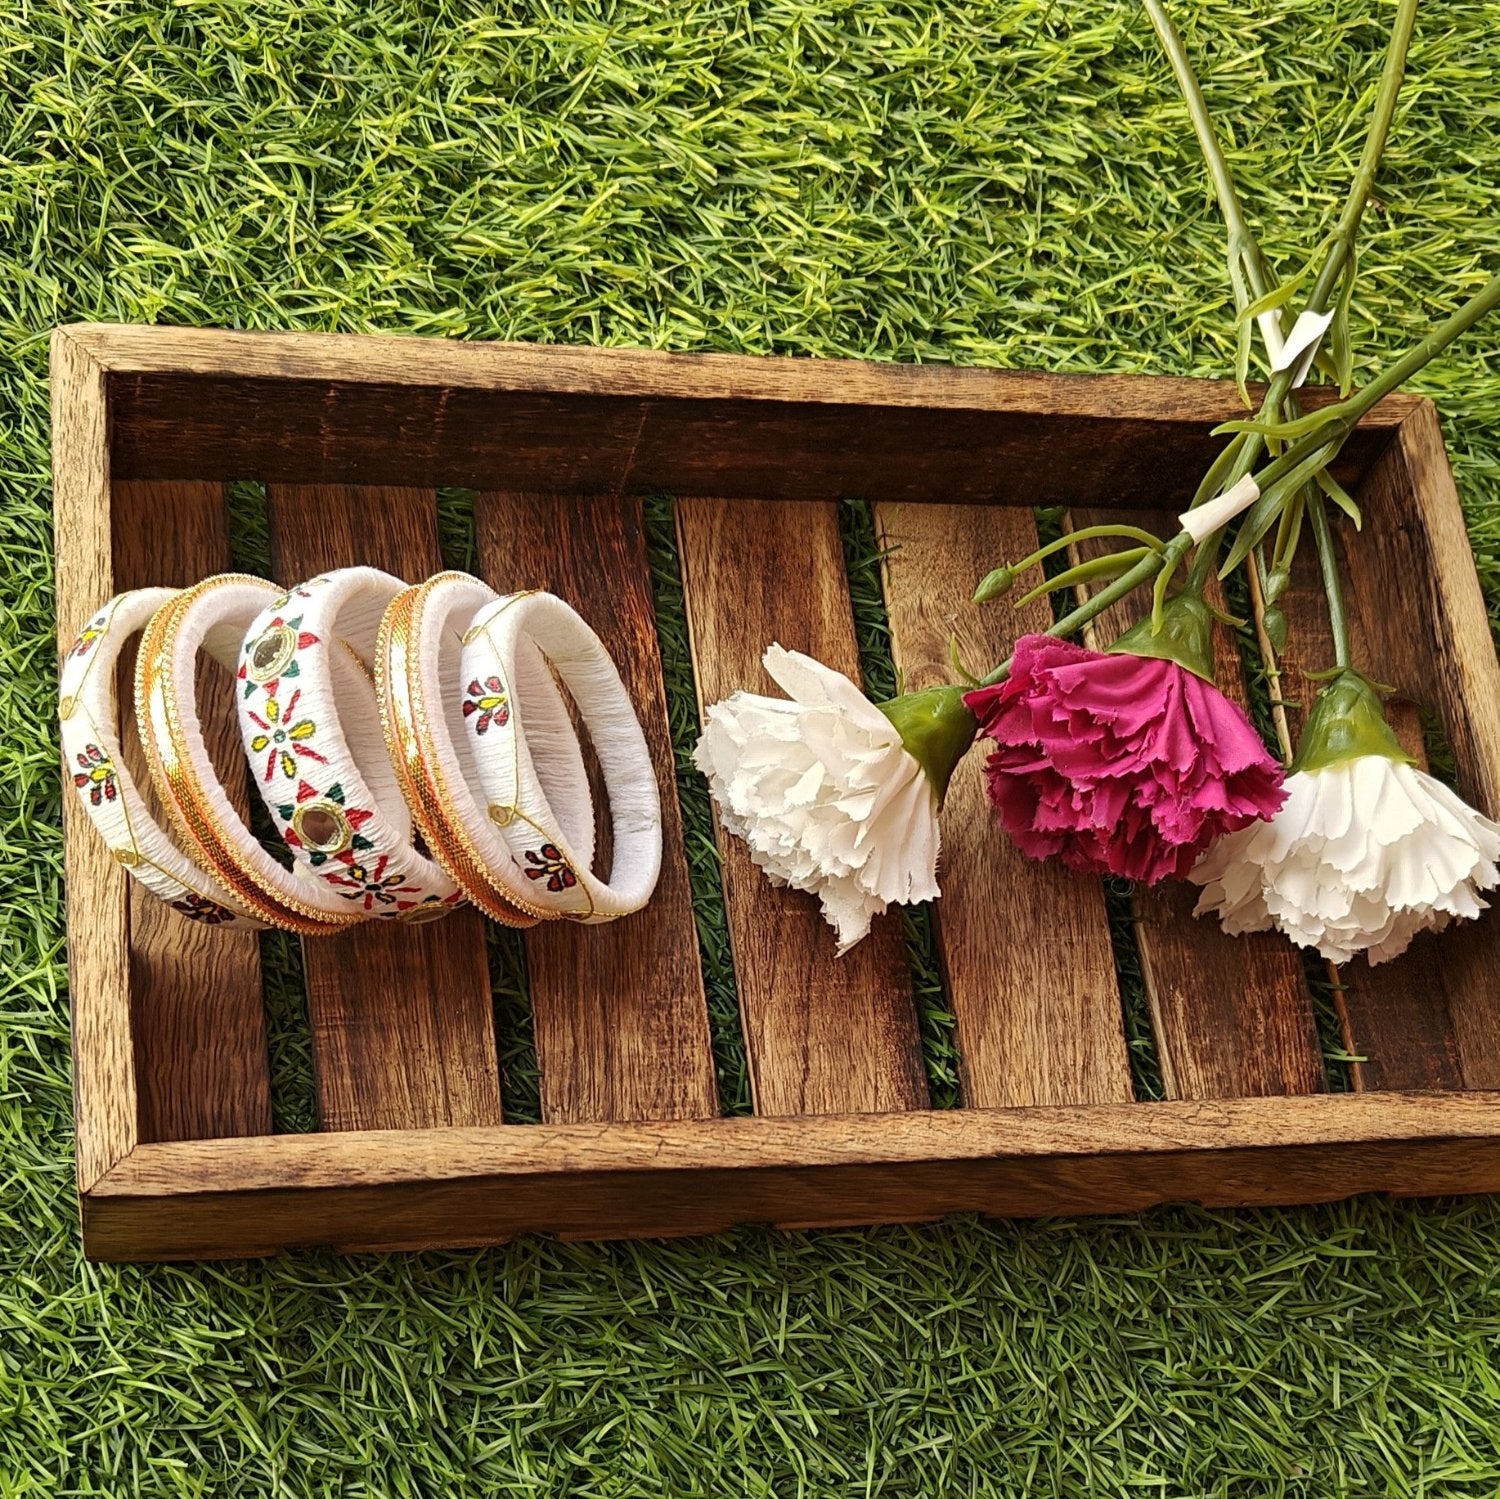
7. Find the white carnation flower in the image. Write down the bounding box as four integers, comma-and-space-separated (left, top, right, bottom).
1192, 754, 1500, 965
695, 645, 969, 953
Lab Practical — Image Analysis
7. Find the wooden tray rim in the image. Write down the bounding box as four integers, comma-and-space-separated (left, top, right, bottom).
52, 323, 1500, 1258
59, 321, 1422, 425
99, 1092, 1500, 1194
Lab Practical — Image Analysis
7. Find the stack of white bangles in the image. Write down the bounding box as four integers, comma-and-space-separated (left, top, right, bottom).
59, 569, 663, 936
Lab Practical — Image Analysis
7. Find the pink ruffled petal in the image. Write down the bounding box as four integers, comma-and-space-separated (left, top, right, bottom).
963, 634, 1284, 885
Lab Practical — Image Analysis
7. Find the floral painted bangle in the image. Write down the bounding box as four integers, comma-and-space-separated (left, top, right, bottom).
237, 568, 464, 923
375, 572, 595, 927
58, 589, 266, 930
460, 591, 662, 922
135, 574, 368, 937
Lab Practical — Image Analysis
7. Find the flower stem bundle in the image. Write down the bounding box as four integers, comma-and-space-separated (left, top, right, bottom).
696, 0, 1500, 967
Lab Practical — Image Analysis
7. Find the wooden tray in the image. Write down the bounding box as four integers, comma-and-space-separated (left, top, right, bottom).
53, 324, 1500, 1262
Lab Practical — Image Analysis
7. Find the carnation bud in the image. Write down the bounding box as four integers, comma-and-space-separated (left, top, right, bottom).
1263, 568, 1291, 604
1262, 605, 1289, 654
973, 567, 1015, 604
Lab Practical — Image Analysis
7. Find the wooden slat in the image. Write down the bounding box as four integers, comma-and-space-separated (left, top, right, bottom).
83, 1092, 1500, 1260
115, 481, 273, 1145
266, 485, 501, 1131
1288, 405, 1500, 1089
875, 503, 1133, 1107
676, 498, 928, 1116
54, 331, 138, 1189
79, 324, 1414, 509
1275, 524, 1464, 1090
1070, 510, 1325, 1100
1396, 405, 1500, 1088
471, 492, 718, 1123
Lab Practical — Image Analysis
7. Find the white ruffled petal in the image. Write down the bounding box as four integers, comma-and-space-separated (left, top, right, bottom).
1190, 757, 1499, 965
696, 652, 942, 952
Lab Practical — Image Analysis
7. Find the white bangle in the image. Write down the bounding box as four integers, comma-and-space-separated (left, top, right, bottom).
237, 568, 464, 923
376, 572, 596, 926
136, 574, 368, 936
460, 591, 662, 922
58, 589, 266, 929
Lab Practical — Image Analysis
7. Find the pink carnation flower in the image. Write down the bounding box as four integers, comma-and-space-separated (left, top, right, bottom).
963, 633, 1285, 884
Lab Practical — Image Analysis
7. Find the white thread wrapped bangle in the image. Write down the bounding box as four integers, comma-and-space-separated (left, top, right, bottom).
136, 574, 367, 936
460, 591, 662, 922
376, 572, 596, 926
58, 588, 266, 930
237, 568, 464, 923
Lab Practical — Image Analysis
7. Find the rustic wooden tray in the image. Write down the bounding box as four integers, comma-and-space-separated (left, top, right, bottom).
53, 324, 1500, 1262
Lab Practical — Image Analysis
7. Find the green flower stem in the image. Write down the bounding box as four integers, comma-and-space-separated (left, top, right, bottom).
971, 2, 1466, 697
1305, 488, 1351, 670
1243, 269, 1500, 497
1158, 0, 1417, 585
1300, 0, 1418, 321
1311, 270, 1500, 430
975, 534, 1193, 686
972, 258, 1497, 688
1141, 0, 1275, 307
972, 262, 1498, 691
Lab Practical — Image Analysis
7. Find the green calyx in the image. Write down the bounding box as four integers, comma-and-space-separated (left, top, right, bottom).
878, 685, 978, 806
1107, 592, 1217, 682
1291, 668, 1413, 773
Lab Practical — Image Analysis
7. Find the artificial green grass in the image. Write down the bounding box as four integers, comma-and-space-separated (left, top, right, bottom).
4, 0, 1500, 1492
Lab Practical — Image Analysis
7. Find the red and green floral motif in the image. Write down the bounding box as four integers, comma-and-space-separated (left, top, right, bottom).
462, 676, 511, 735
524, 843, 578, 894
247, 688, 327, 782
325, 853, 423, 911
276, 780, 374, 865
237, 614, 320, 699
171, 892, 236, 925
73, 744, 117, 806
68, 615, 106, 660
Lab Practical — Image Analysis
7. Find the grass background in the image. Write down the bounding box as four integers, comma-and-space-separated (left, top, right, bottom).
4, 0, 1500, 1492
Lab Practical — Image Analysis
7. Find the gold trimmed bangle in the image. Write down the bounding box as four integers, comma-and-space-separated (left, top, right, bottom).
236, 567, 465, 923
460, 591, 662, 923
376, 573, 598, 928
58, 588, 266, 930
136, 575, 367, 936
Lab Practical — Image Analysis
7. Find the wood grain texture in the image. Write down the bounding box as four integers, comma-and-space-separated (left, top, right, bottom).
875, 503, 1133, 1107
266, 484, 502, 1131
114, 481, 272, 1147
59, 327, 1500, 1261
677, 498, 929, 1116
71, 323, 1421, 421
1397, 405, 1500, 1088
71, 324, 1411, 508
472, 491, 718, 1123
1275, 487, 1464, 1091
53, 330, 137, 1189
82, 1091, 1500, 1259
1071, 510, 1325, 1100
1299, 405, 1500, 1090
